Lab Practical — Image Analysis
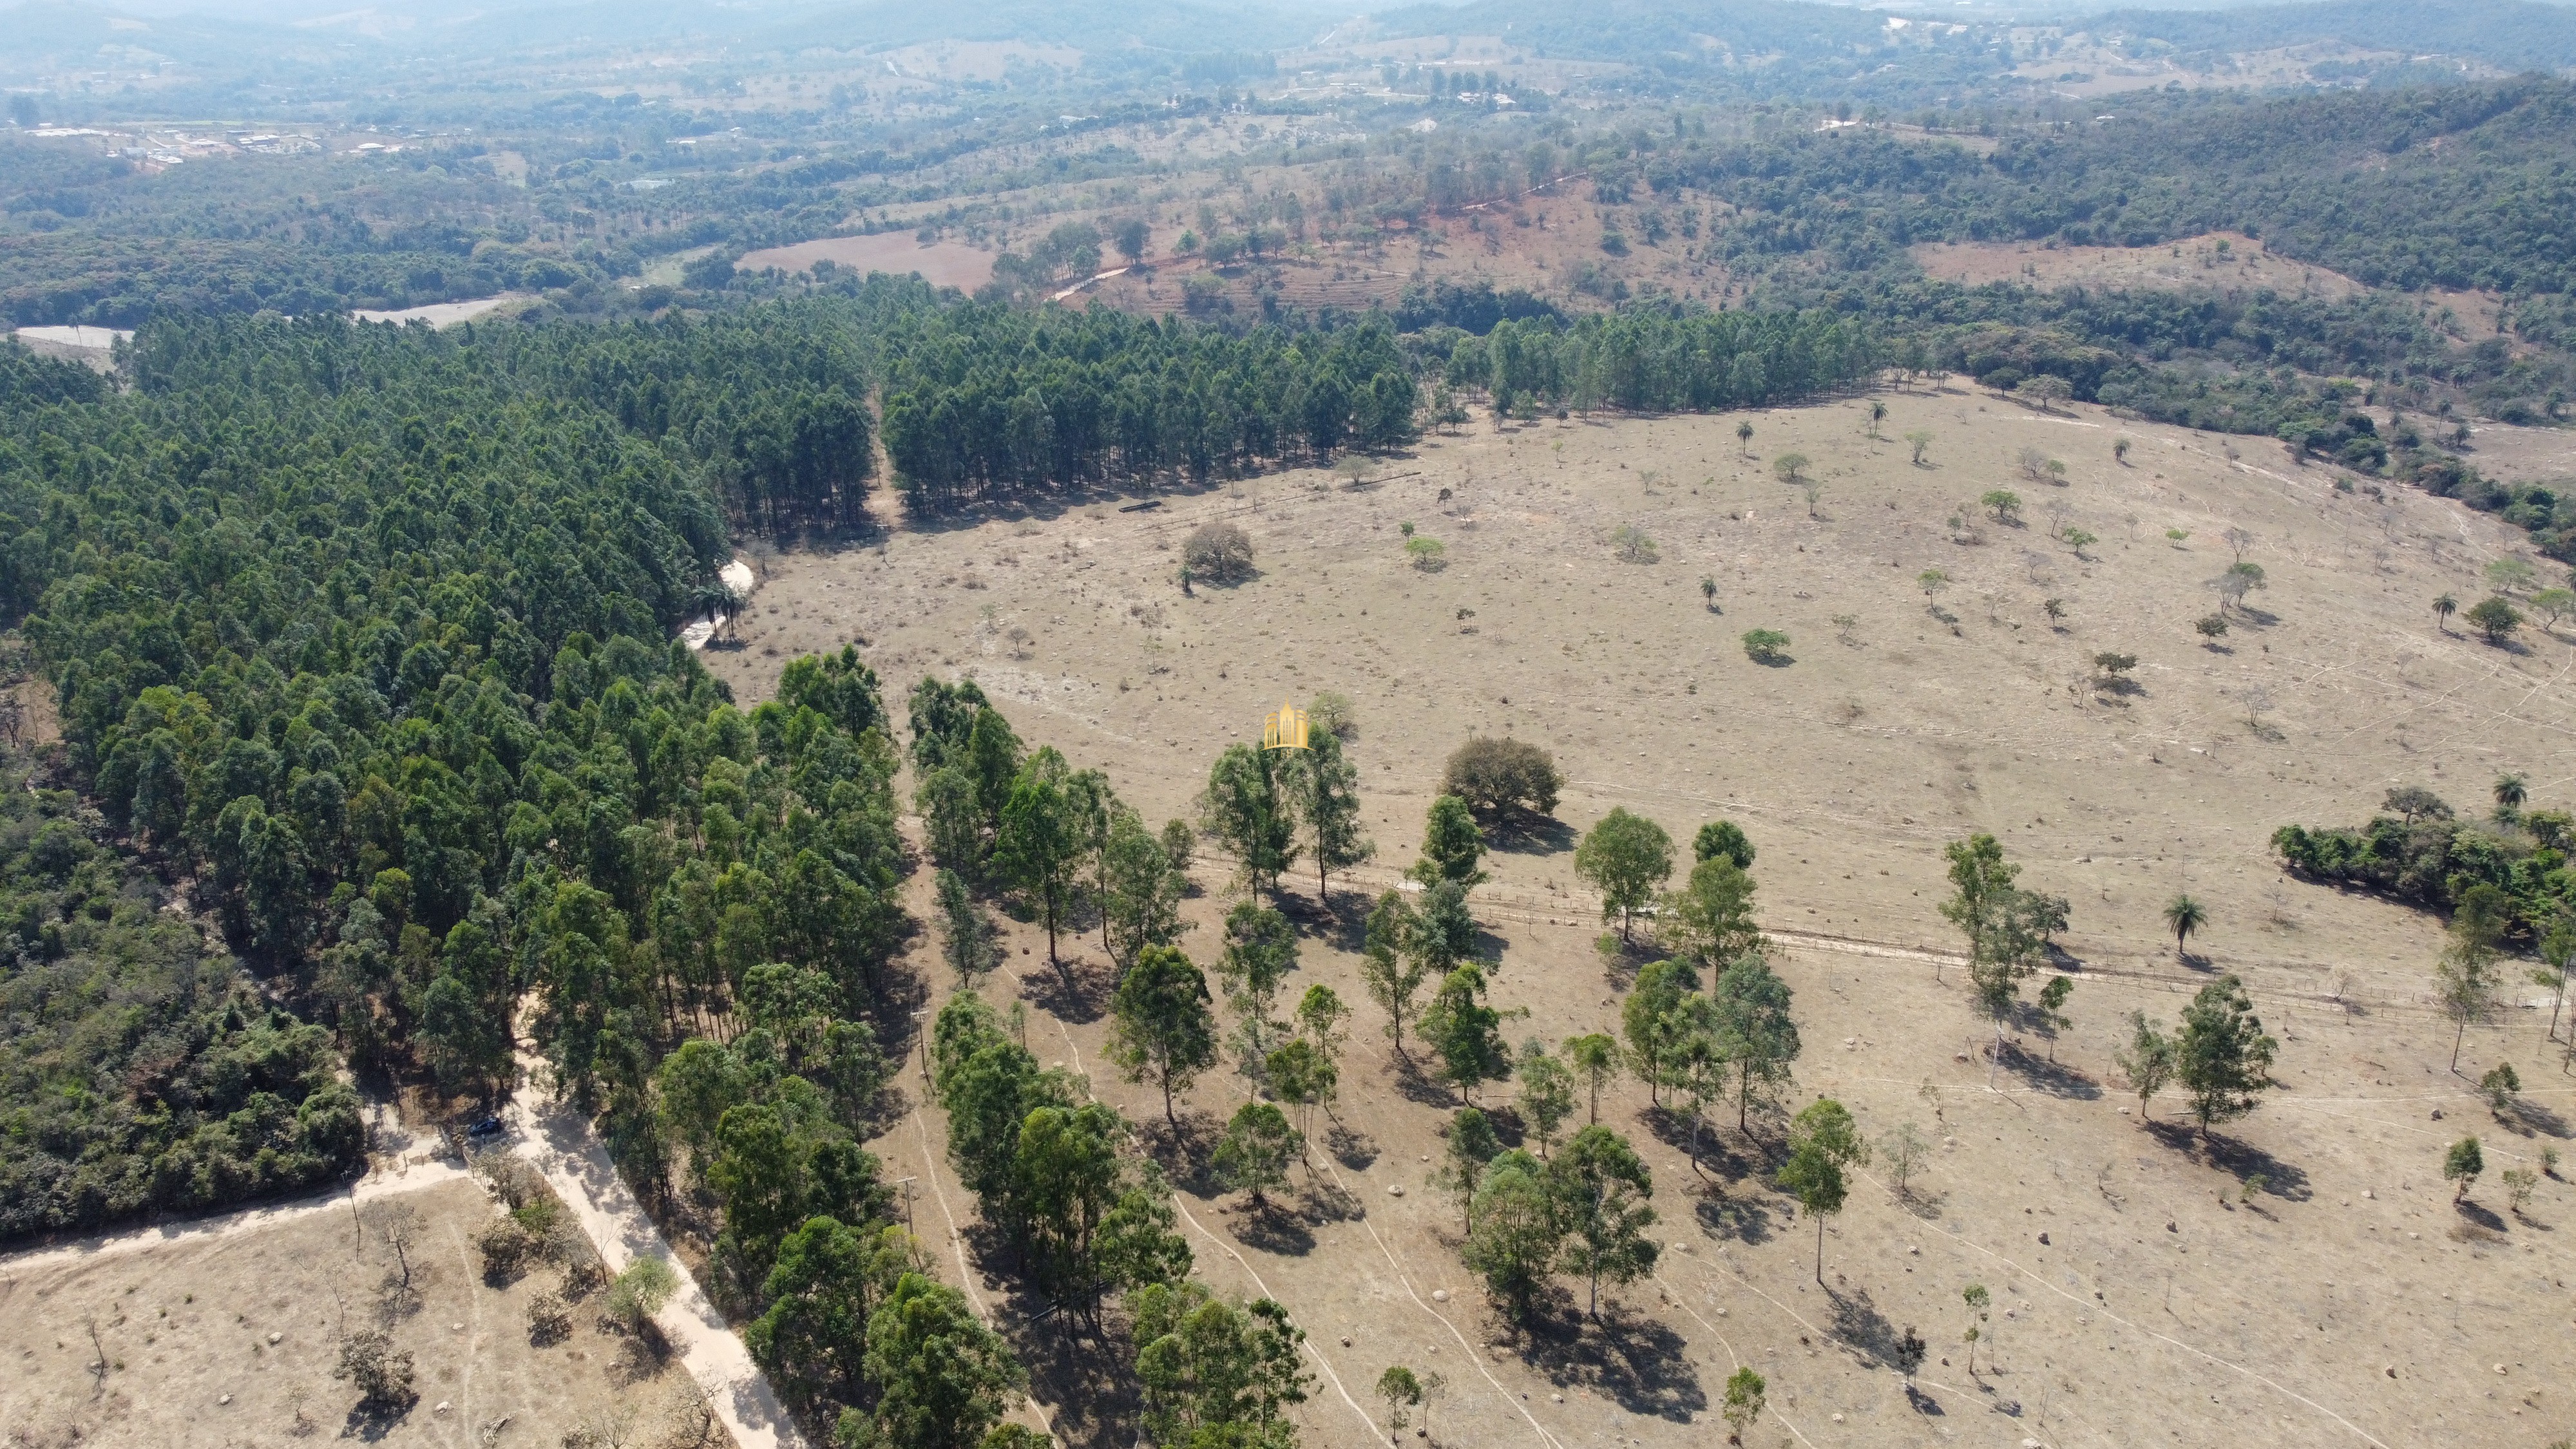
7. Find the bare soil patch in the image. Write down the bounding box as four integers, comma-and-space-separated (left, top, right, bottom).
717, 392, 2576, 1448
1912, 231, 2362, 301
352, 295, 530, 328
0, 1175, 712, 1449
738, 232, 997, 290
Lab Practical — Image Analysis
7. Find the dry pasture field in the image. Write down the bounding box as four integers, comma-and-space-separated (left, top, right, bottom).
0, 1176, 711, 1449
1909, 232, 2360, 302
705, 389, 2576, 1448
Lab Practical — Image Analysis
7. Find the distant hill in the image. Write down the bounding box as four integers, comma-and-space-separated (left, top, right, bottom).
1362, 0, 1887, 63
2081, 0, 2576, 72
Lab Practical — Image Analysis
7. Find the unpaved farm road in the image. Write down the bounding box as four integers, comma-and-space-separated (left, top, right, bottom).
502, 1036, 806, 1449
1, 1068, 807, 1449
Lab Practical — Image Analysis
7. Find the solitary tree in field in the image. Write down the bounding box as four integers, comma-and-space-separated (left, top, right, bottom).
1515, 1039, 1576, 1157
2036, 974, 2074, 1062
996, 748, 1082, 972
2434, 592, 2459, 633
1549, 1124, 1659, 1317
1865, 399, 1888, 438
2162, 893, 2206, 960
2530, 587, 2576, 632
2195, 614, 2229, 647
2444, 1135, 2485, 1201
1411, 794, 1489, 889
2437, 884, 2506, 1071
2479, 1063, 2521, 1116
1981, 489, 2023, 524
1421, 965, 1513, 1104
1877, 1120, 1930, 1197
1905, 429, 1933, 466
1777, 1099, 1866, 1283
1462, 1151, 1560, 1323
1960, 1284, 1990, 1374
1736, 419, 1754, 457
1112, 217, 1150, 265
1286, 729, 1371, 903
2485, 556, 2537, 594
1563, 1033, 1621, 1124
2113, 435, 2133, 464
2115, 1010, 2176, 1118
1109, 945, 1219, 1130
2467, 594, 2523, 645
2176, 974, 2276, 1141
2213, 561, 2266, 614
1715, 954, 1800, 1131
1721, 1368, 1766, 1444
1375, 1367, 1423, 1441
2014, 374, 2072, 412
1893, 1327, 1928, 1387
1576, 808, 1674, 943
1199, 744, 1298, 904
1773, 453, 1809, 484
2495, 771, 2528, 823
1918, 569, 1950, 610
1433, 1106, 1502, 1232
1213, 1102, 1302, 1208
1700, 575, 1719, 609
2063, 527, 2097, 558
1360, 891, 1429, 1057
1196, 914, 1285, 1089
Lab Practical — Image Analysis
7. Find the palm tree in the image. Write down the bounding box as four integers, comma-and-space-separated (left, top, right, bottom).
2435, 592, 2458, 634
2495, 772, 2528, 822
1866, 399, 1888, 439
1736, 419, 1753, 457
2163, 893, 2207, 961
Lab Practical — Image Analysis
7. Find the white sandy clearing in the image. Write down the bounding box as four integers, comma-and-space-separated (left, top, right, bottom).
352, 294, 526, 327
682, 558, 761, 650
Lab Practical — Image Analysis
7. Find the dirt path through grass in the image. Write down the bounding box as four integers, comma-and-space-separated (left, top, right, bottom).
504, 1030, 808, 1449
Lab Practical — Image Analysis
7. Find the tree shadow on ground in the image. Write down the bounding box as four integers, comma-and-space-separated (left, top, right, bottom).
2507, 1099, 2573, 1139
341, 1402, 413, 1443
1137, 1110, 1220, 1195
1825, 1285, 1902, 1368
1999, 1048, 2102, 1101
1594, 942, 1654, 992
1389, 1053, 1463, 1109
1325, 1121, 1379, 1170
1640, 1105, 1760, 1186
1904, 1385, 1946, 1417
2202, 1135, 2314, 1202
1297, 892, 1369, 954
1694, 1186, 1779, 1245
1019, 956, 1116, 1025
2456, 1198, 2509, 1234
607, 1320, 673, 1387
1516, 1298, 1707, 1421
987, 1283, 1140, 1449
2139, 1122, 2314, 1202
1895, 1186, 1948, 1221
1294, 1171, 1364, 1225
1489, 815, 1578, 857
1227, 1197, 1317, 1256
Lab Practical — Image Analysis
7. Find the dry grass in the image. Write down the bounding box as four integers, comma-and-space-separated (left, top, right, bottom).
1, 1176, 710, 1449
705, 388, 2576, 1447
